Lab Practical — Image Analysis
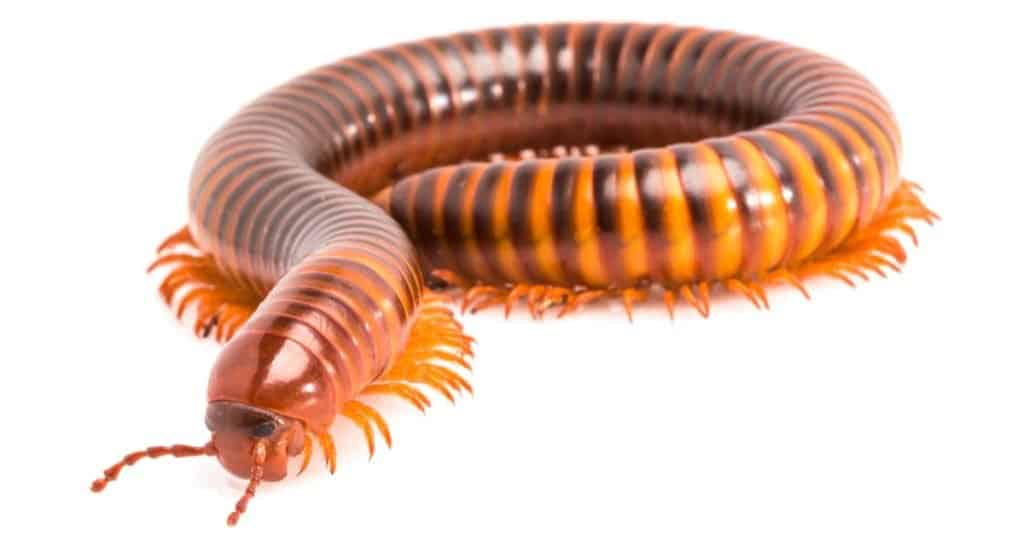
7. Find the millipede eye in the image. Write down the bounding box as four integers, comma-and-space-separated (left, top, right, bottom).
205, 404, 227, 431
251, 420, 277, 438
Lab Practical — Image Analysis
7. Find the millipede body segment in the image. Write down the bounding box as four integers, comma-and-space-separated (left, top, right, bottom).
93, 22, 934, 525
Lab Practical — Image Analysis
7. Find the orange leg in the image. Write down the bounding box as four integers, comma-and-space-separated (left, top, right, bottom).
322, 292, 475, 465
340, 400, 392, 459
148, 226, 262, 343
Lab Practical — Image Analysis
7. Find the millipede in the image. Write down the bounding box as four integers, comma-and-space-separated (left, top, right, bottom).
91, 22, 936, 525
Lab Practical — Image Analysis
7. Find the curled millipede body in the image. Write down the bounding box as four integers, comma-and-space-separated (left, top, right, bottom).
93, 22, 935, 525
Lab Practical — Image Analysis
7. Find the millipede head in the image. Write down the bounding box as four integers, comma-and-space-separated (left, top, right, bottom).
91, 401, 308, 526
204, 401, 307, 482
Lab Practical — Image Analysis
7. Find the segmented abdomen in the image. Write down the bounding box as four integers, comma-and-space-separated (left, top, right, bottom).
377, 23, 901, 287
188, 22, 902, 405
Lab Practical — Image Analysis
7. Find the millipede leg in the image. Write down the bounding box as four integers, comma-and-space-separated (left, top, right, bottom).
148, 225, 262, 343
331, 292, 474, 463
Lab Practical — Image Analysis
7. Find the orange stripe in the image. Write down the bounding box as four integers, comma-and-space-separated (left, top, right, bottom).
659, 148, 699, 284
730, 137, 788, 274
694, 143, 744, 279
458, 165, 494, 281
572, 158, 609, 287
491, 164, 528, 282
431, 166, 458, 269
528, 160, 566, 284
616, 155, 650, 283
829, 102, 901, 200
763, 131, 828, 263
798, 124, 860, 251
665, 29, 706, 99
813, 113, 884, 231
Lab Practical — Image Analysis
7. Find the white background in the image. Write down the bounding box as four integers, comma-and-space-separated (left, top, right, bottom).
2, 1, 1022, 533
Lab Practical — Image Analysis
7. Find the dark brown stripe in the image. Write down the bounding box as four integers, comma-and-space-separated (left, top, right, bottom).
669, 144, 714, 279
441, 165, 481, 277
508, 160, 544, 281
594, 24, 631, 102
452, 31, 502, 111
692, 32, 746, 138
376, 48, 432, 126
222, 164, 297, 250
327, 63, 393, 143
301, 255, 409, 325
706, 139, 760, 276
592, 155, 624, 284
708, 37, 762, 132
770, 123, 842, 250
513, 25, 545, 107
669, 30, 717, 110
818, 107, 895, 191
617, 24, 660, 103
470, 163, 508, 281
640, 27, 690, 105
551, 158, 582, 283
739, 132, 804, 265
572, 23, 601, 101
791, 116, 870, 227
544, 23, 571, 104
426, 37, 476, 116
353, 55, 414, 133
406, 42, 456, 122
481, 28, 519, 110
632, 149, 669, 281
412, 168, 445, 267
